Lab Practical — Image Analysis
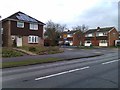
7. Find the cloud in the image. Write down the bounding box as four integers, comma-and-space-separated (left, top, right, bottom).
0, 0, 119, 29
66, 0, 118, 29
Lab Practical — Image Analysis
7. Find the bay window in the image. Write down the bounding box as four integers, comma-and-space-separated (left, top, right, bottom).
28, 35, 39, 43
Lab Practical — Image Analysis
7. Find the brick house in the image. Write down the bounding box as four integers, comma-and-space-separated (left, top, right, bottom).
1, 11, 45, 47
118, 31, 120, 40
59, 30, 84, 46
84, 27, 119, 46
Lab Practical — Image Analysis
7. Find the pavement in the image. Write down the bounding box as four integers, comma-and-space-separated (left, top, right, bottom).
2, 47, 118, 63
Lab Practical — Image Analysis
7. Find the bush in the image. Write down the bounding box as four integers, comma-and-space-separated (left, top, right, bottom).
28, 47, 36, 52
18, 46, 63, 55
2, 48, 23, 58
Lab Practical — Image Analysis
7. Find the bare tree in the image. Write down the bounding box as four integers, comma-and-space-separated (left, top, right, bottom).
72, 24, 89, 46
72, 24, 88, 32
44, 20, 67, 46
81, 24, 89, 32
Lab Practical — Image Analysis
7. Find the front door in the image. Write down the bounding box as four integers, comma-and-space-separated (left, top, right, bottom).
16, 36, 22, 47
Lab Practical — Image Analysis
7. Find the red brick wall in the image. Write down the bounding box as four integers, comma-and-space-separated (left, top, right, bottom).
22, 36, 44, 47
108, 28, 119, 46
2, 20, 12, 47
2, 20, 44, 47
11, 21, 44, 38
73, 33, 80, 46
73, 32, 84, 46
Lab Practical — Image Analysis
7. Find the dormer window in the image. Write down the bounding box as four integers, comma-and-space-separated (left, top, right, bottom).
30, 23, 38, 30
17, 21, 24, 28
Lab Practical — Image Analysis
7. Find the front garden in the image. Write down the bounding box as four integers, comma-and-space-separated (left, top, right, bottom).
2, 46, 64, 58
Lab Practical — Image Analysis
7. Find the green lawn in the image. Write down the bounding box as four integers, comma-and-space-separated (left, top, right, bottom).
2, 58, 62, 68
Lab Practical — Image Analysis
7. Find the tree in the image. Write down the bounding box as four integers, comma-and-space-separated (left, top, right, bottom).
44, 20, 66, 46
72, 24, 89, 46
72, 24, 88, 32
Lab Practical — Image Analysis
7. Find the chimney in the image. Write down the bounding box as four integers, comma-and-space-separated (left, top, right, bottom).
97, 27, 100, 29
97, 27, 100, 31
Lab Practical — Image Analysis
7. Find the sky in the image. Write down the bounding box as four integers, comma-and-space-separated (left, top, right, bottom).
0, 0, 119, 30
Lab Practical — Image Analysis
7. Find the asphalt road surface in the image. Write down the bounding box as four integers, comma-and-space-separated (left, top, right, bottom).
2, 49, 119, 88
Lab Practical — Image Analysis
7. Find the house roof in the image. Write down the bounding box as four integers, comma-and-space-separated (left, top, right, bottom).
63, 30, 79, 34
2, 11, 45, 25
85, 27, 114, 34
85, 29, 96, 34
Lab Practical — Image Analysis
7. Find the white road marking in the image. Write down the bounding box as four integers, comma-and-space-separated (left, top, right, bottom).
102, 59, 119, 65
35, 66, 90, 81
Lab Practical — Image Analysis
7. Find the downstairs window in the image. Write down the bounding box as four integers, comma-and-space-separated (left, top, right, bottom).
28, 35, 39, 43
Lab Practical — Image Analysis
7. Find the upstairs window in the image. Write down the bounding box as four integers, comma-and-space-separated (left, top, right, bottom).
17, 21, 24, 28
28, 35, 39, 43
67, 34, 73, 37
96, 32, 107, 36
100, 40, 107, 43
30, 23, 38, 30
85, 33, 93, 37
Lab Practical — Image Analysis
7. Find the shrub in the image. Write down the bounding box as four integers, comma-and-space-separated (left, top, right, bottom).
2, 48, 23, 58
28, 47, 36, 52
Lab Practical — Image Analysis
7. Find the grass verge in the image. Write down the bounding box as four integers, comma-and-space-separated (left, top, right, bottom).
2, 58, 62, 68
2, 54, 103, 69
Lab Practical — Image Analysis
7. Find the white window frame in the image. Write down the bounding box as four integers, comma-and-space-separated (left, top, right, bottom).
67, 34, 73, 37
30, 23, 38, 30
28, 35, 39, 43
1, 28, 3, 34
96, 32, 107, 36
17, 21, 24, 28
85, 33, 93, 37
100, 40, 107, 43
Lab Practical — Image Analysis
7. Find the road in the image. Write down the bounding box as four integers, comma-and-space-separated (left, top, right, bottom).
2, 48, 119, 88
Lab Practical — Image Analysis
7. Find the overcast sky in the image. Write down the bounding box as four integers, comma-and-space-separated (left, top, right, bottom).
0, 0, 119, 29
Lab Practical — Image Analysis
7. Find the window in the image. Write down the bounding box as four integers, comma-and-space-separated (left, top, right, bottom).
17, 21, 24, 28
85, 33, 93, 37
30, 23, 38, 30
28, 36, 39, 43
96, 32, 107, 36
103, 32, 107, 35
100, 40, 107, 43
1, 28, 3, 34
67, 34, 73, 37
85, 41, 91, 43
